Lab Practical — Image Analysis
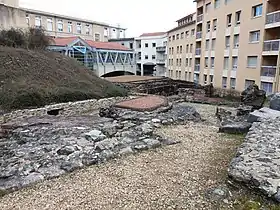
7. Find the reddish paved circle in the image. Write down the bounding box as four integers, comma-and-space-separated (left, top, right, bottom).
115, 96, 168, 111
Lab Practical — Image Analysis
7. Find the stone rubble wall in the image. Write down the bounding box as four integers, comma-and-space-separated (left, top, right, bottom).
1, 96, 136, 123
229, 117, 280, 202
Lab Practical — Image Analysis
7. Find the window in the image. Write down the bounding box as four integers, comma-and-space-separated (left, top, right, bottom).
145, 55, 148, 60
235, 11, 241, 25
210, 75, 214, 84
104, 28, 108, 37
252, 4, 263, 17
206, 3, 211, 13
129, 43, 133, 49
225, 36, 230, 49
95, 33, 100, 41
233, 34, 239, 48
47, 18, 53, 31
211, 38, 216, 50
206, 21, 211, 32
194, 73, 199, 83
205, 57, 209, 68
152, 43, 156, 47
67, 22, 72, 33
211, 57, 215, 68
205, 40, 210, 50
179, 58, 182, 66
227, 14, 232, 27
232, 56, 238, 70
169, 36, 171, 42
225, 0, 232, 5
190, 44, 193, 53
172, 35, 175, 40
186, 58, 189, 67
213, 19, 217, 31
247, 56, 258, 68
172, 47, 174, 54
222, 77, 227, 88
121, 43, 125, 46
249, 30, 260, 43
245, 79, 255, 89
57, 20, 63, 32
186, 44, 189, 53
176, 34, 179, 39
204, 74, 208, 84
230, 78, 236, 89
180, 45, 182, 53
224, 57, 229, 69
189, 72, 192, 81
214, 0, 220, 9
177, 46, 179, 53
181, 32, 184, 39
191, 29, 195, 36
26, 14, 30, 25
176, 59, 179, 66
179, 71, 182, 78
189, 58, 192, 67
261, 82, 273, 94
152, 55, 156, 60
77, 23, 82, 34
35, 16, 41, 27
145, 43, 148, 48
85, 24, 90, 35
185, 31, 189, 37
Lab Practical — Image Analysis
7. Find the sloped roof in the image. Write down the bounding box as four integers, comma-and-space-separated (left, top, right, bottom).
51, 37, 78, 46
50, 36, 131, 51
139, 32, 166, 37
86, 40, 131, 51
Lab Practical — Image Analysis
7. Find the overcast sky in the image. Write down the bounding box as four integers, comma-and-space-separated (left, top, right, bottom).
20, 0, 196, 37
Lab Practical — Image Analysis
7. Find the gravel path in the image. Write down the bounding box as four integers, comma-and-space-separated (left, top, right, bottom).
0, 103, 242, 210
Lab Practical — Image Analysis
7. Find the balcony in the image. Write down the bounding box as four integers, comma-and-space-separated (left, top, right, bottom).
156, 46, 166, 53
195, 48, 201, 56
197, 14, 203, 23
196, 31, 202, 39
263, 39, 280, 55
266, 10, 280, 29
194, 64, 200, 72
156, 59, 166, 64
261, 66, 276, 82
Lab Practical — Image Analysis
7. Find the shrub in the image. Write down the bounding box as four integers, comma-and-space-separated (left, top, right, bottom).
104, 85, 129, 98
0, 27, 52, 50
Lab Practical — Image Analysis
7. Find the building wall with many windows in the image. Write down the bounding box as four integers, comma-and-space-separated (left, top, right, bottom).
167, 0, 280, 94
0, 4, 125, 42
167, 13, 196, 82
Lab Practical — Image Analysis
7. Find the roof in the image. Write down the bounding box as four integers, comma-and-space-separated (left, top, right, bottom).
176, 12, 196, 22
167, 20, 196, 33
86, 40, 131, 51
139, 32, 166, 37
50, 37, 131, 51
109, 38, 135, 42
51, 37, 78, 46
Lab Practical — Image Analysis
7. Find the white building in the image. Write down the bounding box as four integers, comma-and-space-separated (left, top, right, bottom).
135, 32, 167, 76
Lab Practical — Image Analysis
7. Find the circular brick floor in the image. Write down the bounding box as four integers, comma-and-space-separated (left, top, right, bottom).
115, 95, 168, 111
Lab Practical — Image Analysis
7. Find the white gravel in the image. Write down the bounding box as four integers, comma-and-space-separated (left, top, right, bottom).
0, 103, 242, 210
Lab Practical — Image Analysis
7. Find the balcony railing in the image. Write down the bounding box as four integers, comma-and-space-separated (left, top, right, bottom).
197, 14, 203, 22
266, 10, 280, 25
156, 59, 166, 64
261, 66, 276, 77
156, 46, 166, 52
263, 39, 280, 51
194, 64, 200, 72
196, 31, 202, 39
195, 48, 201, 56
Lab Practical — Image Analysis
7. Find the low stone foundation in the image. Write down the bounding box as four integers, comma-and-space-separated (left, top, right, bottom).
229, 117, 280, 202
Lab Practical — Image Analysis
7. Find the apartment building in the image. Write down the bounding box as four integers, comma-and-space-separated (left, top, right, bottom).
167, 0, 280, 94
135, 32, 168, 76
0, 0, 125, 42
167, 13, 196, 81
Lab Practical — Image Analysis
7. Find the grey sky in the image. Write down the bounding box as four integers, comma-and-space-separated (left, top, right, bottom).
20, 0, 196, 37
